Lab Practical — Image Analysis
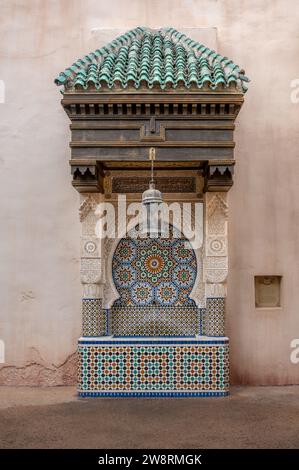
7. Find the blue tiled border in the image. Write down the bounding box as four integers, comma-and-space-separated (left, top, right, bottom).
79, 339, 228, 345
113, 335, 197, 338
78, 391, 229, 398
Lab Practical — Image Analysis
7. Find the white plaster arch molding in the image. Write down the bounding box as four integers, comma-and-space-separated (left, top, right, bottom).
103, 236, 121, 309
103, 207, 205, 309
179, 202, 205, 307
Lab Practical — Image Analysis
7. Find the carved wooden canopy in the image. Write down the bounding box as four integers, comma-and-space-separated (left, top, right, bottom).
55, 27, 249, 193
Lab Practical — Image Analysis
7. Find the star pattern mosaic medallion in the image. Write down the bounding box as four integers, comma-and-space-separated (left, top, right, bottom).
112, 229, 197, 307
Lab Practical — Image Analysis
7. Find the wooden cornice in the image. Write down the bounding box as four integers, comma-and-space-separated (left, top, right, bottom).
61, 90, 243, 193
62, 92, 244, 105
70, 141, 235, 148
61, 92, 243, 121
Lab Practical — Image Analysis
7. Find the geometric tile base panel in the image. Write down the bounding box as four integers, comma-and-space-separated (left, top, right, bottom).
203, 297, 225, 337
78, 338, 229, 397
82, 299, 107, 337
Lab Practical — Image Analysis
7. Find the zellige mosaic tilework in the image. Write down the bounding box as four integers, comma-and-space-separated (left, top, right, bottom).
82, 299, 107, 337
78, 339, 229, 397
203, 298, 225, 337
112, 233, 197, 307
111, 305, 201, 337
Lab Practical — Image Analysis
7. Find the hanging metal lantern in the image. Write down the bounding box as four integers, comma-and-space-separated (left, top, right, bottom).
141, 148, 164, 237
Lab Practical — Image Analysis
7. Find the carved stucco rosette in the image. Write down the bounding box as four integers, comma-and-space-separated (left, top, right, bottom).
206, 236, 227, 257
81, 237, 99, 258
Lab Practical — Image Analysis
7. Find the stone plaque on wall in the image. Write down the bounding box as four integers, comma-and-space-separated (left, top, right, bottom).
255, 276, 282, 308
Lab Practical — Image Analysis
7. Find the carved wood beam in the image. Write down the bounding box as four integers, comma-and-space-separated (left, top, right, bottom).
70, 162, 105, 193
203, 162, 235, 192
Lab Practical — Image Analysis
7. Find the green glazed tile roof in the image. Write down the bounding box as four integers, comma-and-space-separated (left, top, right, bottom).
54, 27, 249, 92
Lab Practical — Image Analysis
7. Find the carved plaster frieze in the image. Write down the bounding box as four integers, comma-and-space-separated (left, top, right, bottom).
79, 194, 102, 238
208, 215, 226, 235
207, 193, 228, 219
203, 192, 228, 298
204, 256, 228, 283
79, 195, 98, 222
80, 258, 102, 284
82, 283, 103, 299
205, 283, 227, 298
81, 213, 97, 237
205, 192, 228, 237
205, 269, 227, 283
205, 256, 227, 269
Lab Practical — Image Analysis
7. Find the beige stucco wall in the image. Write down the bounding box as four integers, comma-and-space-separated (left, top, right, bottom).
0, 0, 299, 385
